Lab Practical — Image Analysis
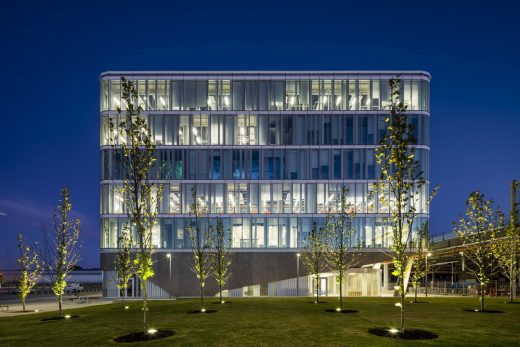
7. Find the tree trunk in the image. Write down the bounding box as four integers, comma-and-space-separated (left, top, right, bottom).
200, 279, 204, 311
510, 260, 515, 304
22, 297, 26, 312
315, 274, 320, 304
58, 295, 63, 317
414, 285, 418, 303
400, 276, 405, 333
121, 293, 125, 309
400, 291, 405, 333
142, 281, 149, 332
219, 283, 223, 303
339, 272, 343, 310
480, 287, 485, 311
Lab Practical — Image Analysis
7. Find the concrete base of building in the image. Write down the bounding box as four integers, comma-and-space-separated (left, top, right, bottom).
101, 249, 392, 298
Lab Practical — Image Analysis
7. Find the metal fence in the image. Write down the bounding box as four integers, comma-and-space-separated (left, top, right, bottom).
408, 281, 519, 297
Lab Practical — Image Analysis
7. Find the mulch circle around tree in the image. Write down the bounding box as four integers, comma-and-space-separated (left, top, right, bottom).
113, 330, 174, 343
368, 327, 439, 340
212, 301, 232, 304
462, 309, 504, 313
186, 309, 218, 314
324, 309, 359, 314
308, 301, 328, 304
40, 315, 79, 321
409, 301, 429, 304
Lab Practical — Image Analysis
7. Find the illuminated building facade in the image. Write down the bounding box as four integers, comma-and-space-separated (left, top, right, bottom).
99, 71, 431, 297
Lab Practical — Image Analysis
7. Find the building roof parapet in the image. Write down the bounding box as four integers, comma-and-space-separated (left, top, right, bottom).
99, 70, 431, 81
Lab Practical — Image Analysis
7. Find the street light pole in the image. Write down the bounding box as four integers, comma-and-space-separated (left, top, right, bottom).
460, 251, 465, 295
451, 262, 454, 288
296, 253, 301, 297
166, 253, 172, 299
425, 252, 431, 298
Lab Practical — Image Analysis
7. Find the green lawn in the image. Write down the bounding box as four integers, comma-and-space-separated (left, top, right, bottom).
1, 297, 519, 346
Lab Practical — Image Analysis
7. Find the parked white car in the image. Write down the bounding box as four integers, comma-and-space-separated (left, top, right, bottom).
64, 283, 83, 293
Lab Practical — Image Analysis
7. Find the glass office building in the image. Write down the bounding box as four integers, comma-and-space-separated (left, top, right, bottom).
99, 71, 431, 298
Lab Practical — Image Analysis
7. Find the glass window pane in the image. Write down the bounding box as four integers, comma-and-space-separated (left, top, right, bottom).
259, 81, 270, 110
268, 218, 279, 248
271, 80, 284, 110
348, 80, 357, 110
261, 184, 271, 213
172, 80, 183, 110
322, 80, 332, 110
208, 80, 217, 110
157, 80, 169, 110
196, 80, 208, 110
371, 80, 380, 110
219, 80, 231, 110
253, 218, 265, 248
359, 80, 370, 110
300, 80, 310, 110
233, 80, 244, 110
184, 81, 196, 110
148, 80, 156, 110
245, 81, 258, 110
101, 80, 109, 111
110, 80, 121, 110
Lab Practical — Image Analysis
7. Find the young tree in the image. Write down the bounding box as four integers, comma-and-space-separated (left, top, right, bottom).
374, 79, 439, 332
454, 191, 504, 311
17, 233, 42, 312
44, 187, 81, 317
109, 78, 162, 332
212, 218, 232, 304
409, 224, 429, 303
492, 208, 520, 303
301, 222, 326, 304
324, 186, 359, 311
115, 225, 135, 308
186, 188, 214, 312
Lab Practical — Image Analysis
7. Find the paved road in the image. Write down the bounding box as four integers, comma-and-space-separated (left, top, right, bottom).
0, 292, 101, 305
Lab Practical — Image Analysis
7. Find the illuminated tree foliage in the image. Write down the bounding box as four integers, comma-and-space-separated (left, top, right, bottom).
373, 78, 438, 332
324, 186, 359, 311
454, 191, 504, 311
186, 188, 214, 312
491, 208, 520, 303
43, 187, 81, 317
409, 224, 429, 303
109, 78, 162, 332
212, 218, 232, 304
115, 224, 135, 308
301, 222, 326, 304
17, 233, 42, 312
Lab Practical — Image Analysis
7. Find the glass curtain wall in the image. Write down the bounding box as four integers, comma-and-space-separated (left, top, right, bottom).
101, 73, 430, 252
103, 78, 430, 112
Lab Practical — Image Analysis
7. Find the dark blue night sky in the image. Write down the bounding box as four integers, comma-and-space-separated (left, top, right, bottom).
1, 0, 519, 269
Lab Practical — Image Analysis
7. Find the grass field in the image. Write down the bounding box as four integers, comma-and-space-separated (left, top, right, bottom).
1, 297, 519, 346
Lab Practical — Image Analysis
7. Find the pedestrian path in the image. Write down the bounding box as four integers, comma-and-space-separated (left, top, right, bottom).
0, 298, 113, 317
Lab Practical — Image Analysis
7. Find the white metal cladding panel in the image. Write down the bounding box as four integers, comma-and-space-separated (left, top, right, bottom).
145, 280, 169, 298
243, 285, 261, 297
102, 271, 168, 298
268, 277, 309, 296
228, 288, 244, 297
103, 271, 120, 298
